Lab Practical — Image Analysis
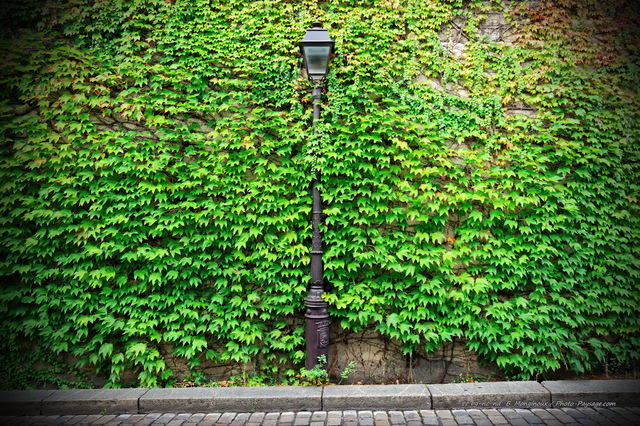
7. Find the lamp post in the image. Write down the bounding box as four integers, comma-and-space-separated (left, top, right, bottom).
300, 22, 334, 370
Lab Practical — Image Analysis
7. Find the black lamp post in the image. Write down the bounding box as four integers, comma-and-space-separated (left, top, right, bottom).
300, 22, 334, 370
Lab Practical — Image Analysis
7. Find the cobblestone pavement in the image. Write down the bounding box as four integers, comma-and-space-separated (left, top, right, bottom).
2, 407, 640, 426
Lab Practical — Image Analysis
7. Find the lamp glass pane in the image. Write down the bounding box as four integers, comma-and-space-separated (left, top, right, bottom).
304, 45, 331, 77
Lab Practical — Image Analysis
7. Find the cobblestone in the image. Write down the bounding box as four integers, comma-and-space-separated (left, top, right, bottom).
326, 412, 342, 426
373, 411, 389, 426
418, 410, 439, 426
3, 407, 640, 425
387, 411, 405, 425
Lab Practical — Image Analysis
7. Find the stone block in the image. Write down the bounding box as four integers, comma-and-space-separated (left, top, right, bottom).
0, 390, 55, 415
541, 380, 640, 408
322, 385, 430, 411
429, 381, 550, 409
42, 388, 147, 415
138, 386, 321, 413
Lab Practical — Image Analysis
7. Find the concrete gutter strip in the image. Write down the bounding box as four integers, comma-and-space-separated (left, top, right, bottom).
322, 384, 430, 411
139, 386, 322, 413
541, 380, 640, 408
428, 381, 550, 409
1, 381, 639, 416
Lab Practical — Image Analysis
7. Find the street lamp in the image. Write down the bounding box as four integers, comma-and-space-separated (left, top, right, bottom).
300, 21, 334, 370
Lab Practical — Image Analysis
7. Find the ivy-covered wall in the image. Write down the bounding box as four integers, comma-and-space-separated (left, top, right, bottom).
1, 0, 639, 388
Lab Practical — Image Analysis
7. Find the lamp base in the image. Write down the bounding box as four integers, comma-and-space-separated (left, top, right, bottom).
305, 284, 329, 370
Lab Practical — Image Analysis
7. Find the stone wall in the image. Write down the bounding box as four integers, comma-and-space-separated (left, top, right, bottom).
147, 330, 499, 385
147, 324, 499, 386
325, 326, 498, 384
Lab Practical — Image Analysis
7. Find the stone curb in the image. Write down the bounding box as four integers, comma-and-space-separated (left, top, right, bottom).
41, 388, 146, 416
428, 381, 550, 409
541, 380, 640, 408
1, 380, 639, 416
0, 390, 55, 416
322, 384, 430, 411
139, 386, 322, 413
